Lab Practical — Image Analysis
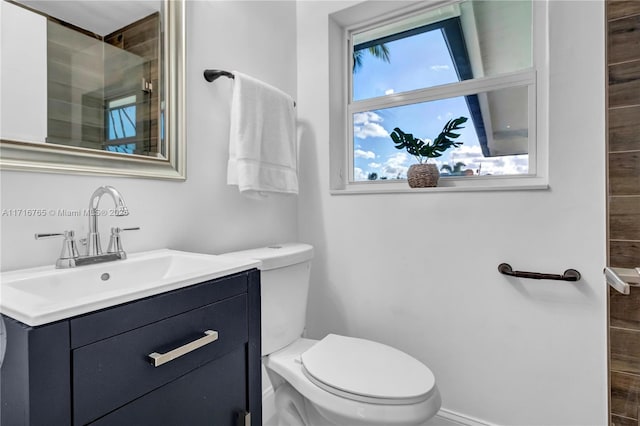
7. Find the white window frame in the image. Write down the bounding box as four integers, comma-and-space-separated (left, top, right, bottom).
329, 0, 549, 194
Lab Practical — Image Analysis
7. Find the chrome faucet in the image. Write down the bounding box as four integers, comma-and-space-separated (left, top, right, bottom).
86, 186, 129, 256
36, 186, 139, 268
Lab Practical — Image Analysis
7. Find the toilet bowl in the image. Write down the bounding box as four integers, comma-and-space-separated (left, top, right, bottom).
222, 244, 441, 426
267, 337, 441, 426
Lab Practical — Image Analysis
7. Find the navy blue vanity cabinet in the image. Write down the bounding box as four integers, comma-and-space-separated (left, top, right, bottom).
0, 269, 262, 426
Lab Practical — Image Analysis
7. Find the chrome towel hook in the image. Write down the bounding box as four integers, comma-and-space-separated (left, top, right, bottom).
603, 267, 640, 295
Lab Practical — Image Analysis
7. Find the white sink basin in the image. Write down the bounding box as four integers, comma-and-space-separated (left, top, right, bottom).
0, 249, 261, 326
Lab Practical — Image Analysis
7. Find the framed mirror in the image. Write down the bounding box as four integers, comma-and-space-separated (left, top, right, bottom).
0, 0, 185, 180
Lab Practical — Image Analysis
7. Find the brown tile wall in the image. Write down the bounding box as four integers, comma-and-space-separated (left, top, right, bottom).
104, 13, 161, 155
608, 2, 640, 426
612, 414, 640, 426
46, 22, 105, 149
45, 13, 160, 155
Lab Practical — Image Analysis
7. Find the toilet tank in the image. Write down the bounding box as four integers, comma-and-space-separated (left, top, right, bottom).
223, 243, 313, 356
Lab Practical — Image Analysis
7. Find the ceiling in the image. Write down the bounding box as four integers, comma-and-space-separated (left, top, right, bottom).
15, 0, 161, 36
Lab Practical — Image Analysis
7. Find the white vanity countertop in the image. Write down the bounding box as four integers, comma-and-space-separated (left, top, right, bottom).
0, 249, 261, 326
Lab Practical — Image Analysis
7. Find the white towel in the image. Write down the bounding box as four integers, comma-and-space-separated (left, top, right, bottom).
227, 71, 298, 198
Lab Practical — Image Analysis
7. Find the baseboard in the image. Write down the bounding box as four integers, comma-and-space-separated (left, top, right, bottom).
431, 408, 495, 426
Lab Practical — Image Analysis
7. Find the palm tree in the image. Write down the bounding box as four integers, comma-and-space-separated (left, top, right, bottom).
353, 44, 390, 72
440, 162, 466, 175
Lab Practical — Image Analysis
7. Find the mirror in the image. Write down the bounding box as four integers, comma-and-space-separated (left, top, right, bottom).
0, 0, 185, 180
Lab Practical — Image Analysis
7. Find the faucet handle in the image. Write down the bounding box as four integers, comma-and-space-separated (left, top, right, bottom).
107, 227, 140, 257
120, 227, 141, 232
35, 231, 70, 239
35, 230, 80, 267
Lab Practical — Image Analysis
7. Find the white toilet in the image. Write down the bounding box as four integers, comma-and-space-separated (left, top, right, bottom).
224, 243, 441, 426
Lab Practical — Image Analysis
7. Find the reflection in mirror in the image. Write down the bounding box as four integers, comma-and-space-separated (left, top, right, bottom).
0, 0, 185, 179
47, 11, 161, 156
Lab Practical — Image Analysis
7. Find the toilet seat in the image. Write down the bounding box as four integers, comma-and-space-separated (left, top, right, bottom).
300, 334, 436, 405
266, 338, 441, 426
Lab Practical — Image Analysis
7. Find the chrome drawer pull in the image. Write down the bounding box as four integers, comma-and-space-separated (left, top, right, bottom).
148, 330, 218, 367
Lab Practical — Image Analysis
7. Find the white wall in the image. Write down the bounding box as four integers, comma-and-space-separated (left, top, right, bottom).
297, 1, 608, 425
0, 0, 298, 271
0, 1, 609, 424
0, 1, 47, 143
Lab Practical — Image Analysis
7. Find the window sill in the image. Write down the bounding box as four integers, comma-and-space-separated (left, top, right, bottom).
330, 175, 549, 195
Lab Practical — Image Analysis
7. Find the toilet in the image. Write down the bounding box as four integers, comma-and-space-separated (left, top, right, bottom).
223, 243, 441, 426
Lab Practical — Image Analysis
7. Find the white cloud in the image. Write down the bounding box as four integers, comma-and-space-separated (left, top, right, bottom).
353, 111, 389, 139
436, 113, 453, 121
381, 153, 411, 179
354, 167, 367, 181
430, 65, 450, 71
355, 123, 388, 139
385, 89, 395, 95
454, 145, 483, 156
447, 145, 529, 176
355, 149, 376, 159
353, 111, 383, 124
368, 162, 381, 168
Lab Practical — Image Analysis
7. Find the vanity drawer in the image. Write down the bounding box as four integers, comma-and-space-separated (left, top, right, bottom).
70, 272, 248, 348
88, 347, 247, 426
73, 293, 248, 425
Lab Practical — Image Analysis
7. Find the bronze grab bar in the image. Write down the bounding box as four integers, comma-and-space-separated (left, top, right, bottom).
498, 263, 581, 282
203, 69, 234, 82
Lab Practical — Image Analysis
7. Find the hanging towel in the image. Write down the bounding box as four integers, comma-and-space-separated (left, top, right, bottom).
227, 71, 298, 198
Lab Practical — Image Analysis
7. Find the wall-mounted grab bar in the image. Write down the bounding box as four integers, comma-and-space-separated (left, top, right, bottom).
203, 69, 296, 106
498, 263, 581, 282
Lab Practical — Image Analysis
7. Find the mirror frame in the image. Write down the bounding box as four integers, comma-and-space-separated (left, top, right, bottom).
0, 0, 186, 180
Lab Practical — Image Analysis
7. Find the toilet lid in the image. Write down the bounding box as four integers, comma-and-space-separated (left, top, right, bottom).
300, 334, 435, 405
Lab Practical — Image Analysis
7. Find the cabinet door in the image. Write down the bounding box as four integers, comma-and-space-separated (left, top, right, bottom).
89, 347, 247, 426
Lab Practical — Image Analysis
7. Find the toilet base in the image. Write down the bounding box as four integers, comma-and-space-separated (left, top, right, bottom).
273, 383, 310, 426
265, 338, 441, 426
272, 381, 437, 426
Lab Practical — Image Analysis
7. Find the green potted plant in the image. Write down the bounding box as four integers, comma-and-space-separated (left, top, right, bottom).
389, 116, 467, 187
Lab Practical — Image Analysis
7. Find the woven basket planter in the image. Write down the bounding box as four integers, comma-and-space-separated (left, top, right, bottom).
407, 163, 440, 188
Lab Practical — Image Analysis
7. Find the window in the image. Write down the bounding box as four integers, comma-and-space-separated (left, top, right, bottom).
105, 95, 137, 154
332, 0, 547, 192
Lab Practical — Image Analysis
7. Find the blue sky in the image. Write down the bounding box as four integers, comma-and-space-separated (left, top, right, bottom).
352, 28, 528, 180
